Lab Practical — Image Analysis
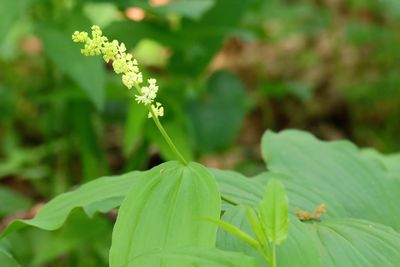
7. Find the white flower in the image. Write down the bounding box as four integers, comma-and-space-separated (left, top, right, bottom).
148, 102, 164, 118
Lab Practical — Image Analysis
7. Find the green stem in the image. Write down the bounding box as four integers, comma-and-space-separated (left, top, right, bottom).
221, 195, 238, 206
271, 243, 277, 267
134, 84, 188, 165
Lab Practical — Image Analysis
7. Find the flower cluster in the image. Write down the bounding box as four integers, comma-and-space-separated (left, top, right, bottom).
72, 25, 163, 118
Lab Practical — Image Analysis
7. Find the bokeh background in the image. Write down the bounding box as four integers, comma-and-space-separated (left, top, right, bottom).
0, 0, 399, 265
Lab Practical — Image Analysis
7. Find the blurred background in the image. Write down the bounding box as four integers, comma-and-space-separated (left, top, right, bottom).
0, 0, 399, 265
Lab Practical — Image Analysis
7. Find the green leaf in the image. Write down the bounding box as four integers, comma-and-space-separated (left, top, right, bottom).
210, 168, 264, 208
217, 206, 321, 267
109, 161, 220, 267
0, 187, 32, 216
0, 0, 28, 40
258, 179, 289, 245
188, 71, 248, 153
40, 27, 105, 109
1, 171, 143, 236
153, 0, 215, 20
261, 130, 400, 230
146, 247, 259, 267
312, 219, 400, 267
123, 101, 147, 157
0, 246, 20, 267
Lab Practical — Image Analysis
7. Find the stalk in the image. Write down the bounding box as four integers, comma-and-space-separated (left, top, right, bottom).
134, 83, 188, 165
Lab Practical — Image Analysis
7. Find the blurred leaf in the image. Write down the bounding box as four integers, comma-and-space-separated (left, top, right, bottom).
152, 0, 215, 20
258, 179, 288, 245
109, 161, 220, 267
0, 0, 28, 41
83, 2, 118, 27
133, 39, 169, 67
188, 71, 247, 153
123, 101, 147, 157
0, 187, 32, 217
147, 120, 193, 162
30, 211, 111, 266
169, 0, 250, 75
40, 27, 105, 109
1, 171, 144, 236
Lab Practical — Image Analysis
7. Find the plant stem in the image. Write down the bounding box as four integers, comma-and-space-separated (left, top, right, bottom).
271, 243, 277, 267
134, 84, 188, 165
221, 195, 238, 206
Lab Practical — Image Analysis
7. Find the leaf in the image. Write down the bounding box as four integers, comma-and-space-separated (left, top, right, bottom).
40, 27, 105, 109
0, 186, 32, 216
0, 246, 20, 267
210, 168, 264, 208
217, 206, 320, 267
188, 71, 248, 153
362, 149, 400, 179
153, 0, 215, 20
123, 101, 147, 157
261, 130, 400, 230
258, 179, 289, 245
1, 171, 143, 236
0, 0, 28, 40
313, 219, 400, 267
146, 247, 259, 267
109, 161, 220, 267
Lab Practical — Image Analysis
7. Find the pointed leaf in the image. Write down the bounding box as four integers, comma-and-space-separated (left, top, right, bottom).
1, 171, 143, 236
258, 179, 289, 244
109, 161, 220, 267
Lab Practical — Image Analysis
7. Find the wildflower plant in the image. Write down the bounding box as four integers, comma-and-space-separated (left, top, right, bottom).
1, 24, 400, 267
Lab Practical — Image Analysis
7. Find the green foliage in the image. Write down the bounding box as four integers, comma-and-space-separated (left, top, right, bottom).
258, 180, 288, 245
109, 161, 220, 266
1, 0, 400, 266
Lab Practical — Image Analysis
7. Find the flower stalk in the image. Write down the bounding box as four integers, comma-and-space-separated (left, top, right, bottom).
72, 25, 187, 165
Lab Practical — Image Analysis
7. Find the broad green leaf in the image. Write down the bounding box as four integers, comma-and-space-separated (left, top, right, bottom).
217, 206, 320, 267
261, 130, 400, 230
40, 27, 105, 109
212, 167, 346, 217
109, 161, 220, 267
362, 149, 400, 179
146, 247, 259, 267
1, 171, 143, 236
312, 219, 400, 267
258, 179, 288, 244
